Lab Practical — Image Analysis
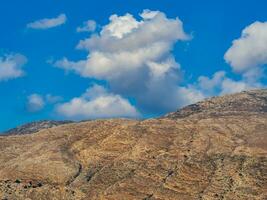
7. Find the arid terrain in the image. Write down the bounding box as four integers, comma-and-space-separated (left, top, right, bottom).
3, 120, 73, 136
0, 89, 266, 200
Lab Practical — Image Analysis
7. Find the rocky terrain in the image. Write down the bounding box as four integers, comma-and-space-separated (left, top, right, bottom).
0, 89, 266, 200
165, 89, 267, 119
3, 120, 73, 135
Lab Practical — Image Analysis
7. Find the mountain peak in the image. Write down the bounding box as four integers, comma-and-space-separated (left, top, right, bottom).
165, 89, 267, 119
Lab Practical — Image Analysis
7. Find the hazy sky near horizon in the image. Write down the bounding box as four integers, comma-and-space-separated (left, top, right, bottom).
1, 0, 267, 131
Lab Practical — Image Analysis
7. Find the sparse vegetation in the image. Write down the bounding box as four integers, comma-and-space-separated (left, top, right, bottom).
0, 90, 266, 199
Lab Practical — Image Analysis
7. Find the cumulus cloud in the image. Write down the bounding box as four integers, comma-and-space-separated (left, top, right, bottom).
77, 20, 96, 32
56, 85, 140, 119
212, 21, 267, 94
224, 21, 267, 79
176, 86, 205, 106
27, 94, 45, 112
45, 94, 63, 104
190, 21, 267, 98
197, 72, 254, 95
220, 78, 253, 95
198, 71, 226, 94
27, 14, 67, 29
26, 94, 62, 113
53, 12, 267, 119
55, 10, 194, 114
0, 53, 27, 81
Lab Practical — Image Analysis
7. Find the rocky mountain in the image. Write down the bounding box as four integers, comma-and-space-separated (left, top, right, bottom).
0, 89, 266, 200
3, 120, 73, 135
165, 89, 267, 119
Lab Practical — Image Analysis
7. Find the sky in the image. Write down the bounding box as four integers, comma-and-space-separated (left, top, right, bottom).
0, 0, 267, 131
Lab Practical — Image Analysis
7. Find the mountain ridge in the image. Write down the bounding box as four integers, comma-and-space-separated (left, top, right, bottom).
0, 89, 266, 200
4, 89, 267, 136
2, 120, 73, 135
165, 89, 267, 119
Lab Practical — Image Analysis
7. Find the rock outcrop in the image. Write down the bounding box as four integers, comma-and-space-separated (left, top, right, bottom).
0, 89, 266, 200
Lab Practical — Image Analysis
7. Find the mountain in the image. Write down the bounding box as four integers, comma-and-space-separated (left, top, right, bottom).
165, 89, 267, 119
0, 89, 266, 200
2, 120, 73, 135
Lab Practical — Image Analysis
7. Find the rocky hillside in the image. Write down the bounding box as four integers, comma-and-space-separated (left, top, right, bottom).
165, 89, 267, 119
0, 89, 266, 200
3, 120, 73, 135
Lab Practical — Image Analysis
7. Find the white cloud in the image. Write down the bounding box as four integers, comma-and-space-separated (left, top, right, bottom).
54, 12, 267, 118
27, 14, 67, 29
76, 11, 190, 52
198, 71, 226, 93
26, 94, 62, 113
197, 71, 227, 96
188, 21, 267, 99
77, 20, 96, 33
45, 94, 63, 104
220, 21, 267, 95
224, 21, 267, 77
56, 85, 140, 120
220, 78, 253, 95
55, 10, 193, 113
140, 9, 160, 20
54, 57, 86, 75
100, 13, 141, 39
27, 94, 45, 112
176, 86, 205, 106
0, 53, 27, 81
195, 71, 261, 97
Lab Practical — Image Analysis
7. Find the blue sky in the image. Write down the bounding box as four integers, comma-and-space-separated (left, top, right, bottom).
0, 0, 267, 131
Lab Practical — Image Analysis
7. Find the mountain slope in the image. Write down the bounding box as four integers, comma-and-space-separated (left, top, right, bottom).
165, 89, 267, 119
3, 120, 73, 135
0, 89, 266, 200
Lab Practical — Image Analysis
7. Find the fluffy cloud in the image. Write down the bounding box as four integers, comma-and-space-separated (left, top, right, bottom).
0, 53, 27, 81
198, 71, 226, 94
54, 12, 267, 119
220, 78, 253, 95
56, 85, 140, 119
77, 20, 96, 32
216, 21, 267, 94
224, 21, 267, 78
198, 72, 253, 95
191, 21, 267, 98
27, 94, 45, 112
27, 94, 62, 113
55, 10, 194, 114
176, 86, 205, 107
27, 14, 67, 29
45, 94, 63, 104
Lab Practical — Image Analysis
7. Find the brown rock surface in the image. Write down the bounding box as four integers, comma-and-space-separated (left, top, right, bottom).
0, 89, 266, 200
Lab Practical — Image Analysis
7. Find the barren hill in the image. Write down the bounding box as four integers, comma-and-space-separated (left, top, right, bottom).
0, 89, 266, 200
3, 120, 73, 135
